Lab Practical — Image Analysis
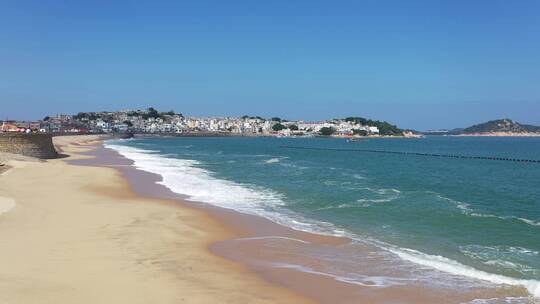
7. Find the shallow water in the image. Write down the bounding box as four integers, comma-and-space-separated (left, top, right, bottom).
106, 136, 540, 300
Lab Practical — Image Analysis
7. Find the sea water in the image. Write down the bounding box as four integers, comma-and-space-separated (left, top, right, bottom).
105, 136, 540, 300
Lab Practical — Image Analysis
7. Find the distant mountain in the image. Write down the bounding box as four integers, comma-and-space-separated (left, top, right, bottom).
461, 119, 540, 134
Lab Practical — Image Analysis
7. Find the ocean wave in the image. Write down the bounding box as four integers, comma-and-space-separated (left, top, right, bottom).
361, 187, 401, 195
484, 260, 537, 276
106, 143, 285, 211
432, 192, 474, 213
356, 187, 401, 207
104, 141, 343, 236
340, 171, 367, 180
460, 245, 539, 259
314, 187, 401, 209
462, 297, 534, 304
271, 262, 408, 287
387, 247, 540, 298
231, 154, 272, 158
233, 236, 311, 244
460, 245, 539, 276
432, 193, 540, 228
278, 162, 309, 170
516, 218, 540, 227
357, 197, 398, 206
105, 141, 540, 299
468, 213, 540, 228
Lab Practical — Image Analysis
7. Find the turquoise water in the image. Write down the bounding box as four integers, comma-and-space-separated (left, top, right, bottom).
107, 136, 540, 297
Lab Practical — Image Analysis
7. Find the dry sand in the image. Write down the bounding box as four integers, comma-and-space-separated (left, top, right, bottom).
0, 135, 311, 304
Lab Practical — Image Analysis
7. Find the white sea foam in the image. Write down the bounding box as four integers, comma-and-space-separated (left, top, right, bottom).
233, 236, 310, 244
462, 297, 534, 304
264, 158, 281, 164
460, 245, 539, 259
271, 262, 407, 287
433, 193, 474, 213
484, 259, 536, 274
361, 187, 401, 195
0, 196, 15, 216
459, 245, 539, 277
105, 141, 540, 299
516, 218, 540, 227
351, 173, 367, 180
356, 187, 401, 207
387, 247, 540, 298
358, 198, 394, 203
434, 193, 540, 228
468, 213, 540, 228
105, 142, 340, 235
106, 144, 285, 213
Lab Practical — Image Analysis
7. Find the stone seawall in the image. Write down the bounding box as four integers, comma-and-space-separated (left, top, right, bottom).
0, 133, 58, 159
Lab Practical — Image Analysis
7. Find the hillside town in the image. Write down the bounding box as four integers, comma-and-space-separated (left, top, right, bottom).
1, 108, 406, 137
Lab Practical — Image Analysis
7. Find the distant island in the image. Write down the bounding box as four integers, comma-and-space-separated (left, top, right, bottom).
424, 119, 540, 136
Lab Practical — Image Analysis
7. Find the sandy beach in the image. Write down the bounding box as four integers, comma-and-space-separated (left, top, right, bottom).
0, 135, 311, 304
1, 135, 534, 304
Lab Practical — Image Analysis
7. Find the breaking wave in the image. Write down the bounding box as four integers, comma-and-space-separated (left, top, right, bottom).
105, 141, 540, 299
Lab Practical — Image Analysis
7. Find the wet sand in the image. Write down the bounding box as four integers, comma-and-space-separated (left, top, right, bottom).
71, 137, 532, 303
0, 135, 311, 304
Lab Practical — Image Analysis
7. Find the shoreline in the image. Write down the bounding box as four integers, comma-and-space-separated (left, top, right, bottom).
1, 135, 535, 303
89, 138, 534, 303
0, 135, 312, 303
425, 133, 540, 137
455, 132, 540, 137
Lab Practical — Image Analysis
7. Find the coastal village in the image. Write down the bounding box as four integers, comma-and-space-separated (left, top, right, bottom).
1, 108, 406, 137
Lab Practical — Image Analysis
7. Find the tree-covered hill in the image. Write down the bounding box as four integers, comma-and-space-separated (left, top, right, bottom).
462, 119, 540, 134
344, 117, 403, 135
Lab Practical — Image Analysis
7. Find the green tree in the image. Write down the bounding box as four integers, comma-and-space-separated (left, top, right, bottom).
271, 117, 282, 122
148, 107, 159, 118
319, 127, 336, 136
345, 117, 368, 125
43, 116, 50, 121
272, 123, 286, 131
73, 112, 88, 120
344, 117, 402, 136
289, 124, 299, 131
142, 107, 160, 119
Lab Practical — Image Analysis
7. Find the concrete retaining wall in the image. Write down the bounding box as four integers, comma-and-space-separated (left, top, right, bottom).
0, 133, 58, 159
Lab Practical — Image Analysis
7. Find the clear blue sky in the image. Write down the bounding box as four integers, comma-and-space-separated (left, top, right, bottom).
1, 0, 539, 130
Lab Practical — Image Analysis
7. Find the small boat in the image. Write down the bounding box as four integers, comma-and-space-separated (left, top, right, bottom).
347, 138, 367, 142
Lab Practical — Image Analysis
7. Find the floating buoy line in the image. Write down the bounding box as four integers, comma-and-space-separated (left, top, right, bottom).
280, 146, 540, 163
